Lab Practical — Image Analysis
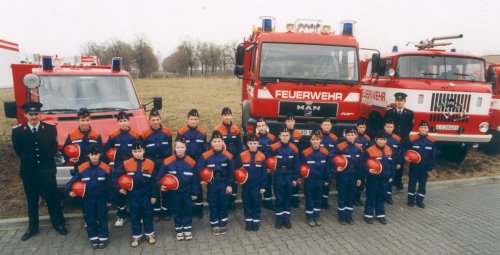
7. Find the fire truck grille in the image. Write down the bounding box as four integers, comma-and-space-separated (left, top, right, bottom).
430, 93, 471, 113
429, 113, 469, 123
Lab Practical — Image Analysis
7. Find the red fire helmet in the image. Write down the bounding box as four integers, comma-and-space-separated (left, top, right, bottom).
64, 144, 81, 159
405, 150, 422, 164
200, 167, 213, 182
333, 155, 348, 170
266, 157, 277, 173
366, 158, 383, 175
117, 174, 133, 191
71, 180, 86, 197
234, 168, 249, 184
105, 148, 117, 162
299, 164, 310, 178
160, 174, 179, 191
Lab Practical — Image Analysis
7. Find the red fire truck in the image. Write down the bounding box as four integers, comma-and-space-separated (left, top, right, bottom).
482, 64, 500, 153
360, 35, 492, 162
4, 56, 162, 186
234, 17, 362, 140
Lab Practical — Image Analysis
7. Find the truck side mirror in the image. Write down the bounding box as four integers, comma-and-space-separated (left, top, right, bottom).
486, 65, 495, 83
371, 53, 380, 74
234, 66, 244, 76
235, 45, 244, 66
377, 59, 387, 76
4, 101, 17, 118
153, 97, 162, 110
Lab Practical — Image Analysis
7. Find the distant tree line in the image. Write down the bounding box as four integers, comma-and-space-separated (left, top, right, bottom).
82, 36, 238, 78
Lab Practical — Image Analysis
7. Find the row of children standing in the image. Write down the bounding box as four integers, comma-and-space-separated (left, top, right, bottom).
63, 91, 436, 249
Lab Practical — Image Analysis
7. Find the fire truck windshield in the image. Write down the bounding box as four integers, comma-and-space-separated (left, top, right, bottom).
259, 43, 359, 84
37, 75, 141, 113
395, 55, 485, 82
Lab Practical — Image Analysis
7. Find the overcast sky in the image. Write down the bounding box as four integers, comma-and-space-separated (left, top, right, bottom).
2, 0, 498, 61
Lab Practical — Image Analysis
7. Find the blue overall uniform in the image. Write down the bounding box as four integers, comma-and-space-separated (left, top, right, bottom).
361, 145, 395, 219
256, 132, 276, 206
330, 141, 363, 220
354, 133, 371, 203
271, 142, 299, 224
106, 128, 141, 219
156, 155, 200, 234
288, 129, 303, 207
114, 158, 155, 238
214, 122, 243, 207
66, 161, 112, 244
320, 131, 338, 208
177, 125, 208, 216
236, 150, 267, 227
63, 128, 104, 174
385, 133, 402, 200
301, 146, 330, 221
407, 134, 436, 204
142, 125, 172, 218
196, 149, 234, 228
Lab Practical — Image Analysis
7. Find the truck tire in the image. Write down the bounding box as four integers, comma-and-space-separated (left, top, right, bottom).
441, 144, 469, 163
481, 131, 500, 154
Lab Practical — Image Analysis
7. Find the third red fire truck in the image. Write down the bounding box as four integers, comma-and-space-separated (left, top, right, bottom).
234, 17, 362, 141
360, 35, 492, 162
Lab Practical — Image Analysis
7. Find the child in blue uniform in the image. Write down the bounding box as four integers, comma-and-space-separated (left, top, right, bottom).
255, 118, 276, 210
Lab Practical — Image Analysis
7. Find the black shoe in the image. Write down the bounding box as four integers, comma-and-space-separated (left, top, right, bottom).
98, 241, 108, 249
56, 226, 68, 235
407, 201, 415, 207
417, 201, 425, 208
275, 222, 282, 229
284, 221, 292, 229
364, 217, 373, 224
245, 223, 252, 231
377, 217, 387, 225
386, 197, 394, 205
253, 223, 259, 231
91, 241, 99, 249
21, 229, 39, 241
347, 218, 354, 225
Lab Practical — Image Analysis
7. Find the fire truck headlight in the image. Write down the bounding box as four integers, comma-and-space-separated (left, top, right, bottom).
388, 68, 396, 77
286, 23, 295, 32
321, 25, 331, 33
23, 74, 41, 89
476, 97, 483, 107
478, 122, 489, 133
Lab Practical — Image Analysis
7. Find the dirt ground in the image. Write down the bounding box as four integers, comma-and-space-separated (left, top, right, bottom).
0, 77, 499, 219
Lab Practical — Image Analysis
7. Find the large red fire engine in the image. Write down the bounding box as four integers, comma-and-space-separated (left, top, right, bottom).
234, 17, 362, 140
360, 35, 492, 162
482, 64, 500, 153
4, 56, 162, 186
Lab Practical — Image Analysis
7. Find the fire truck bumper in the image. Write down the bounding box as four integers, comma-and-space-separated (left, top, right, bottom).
410, 132, 492, 143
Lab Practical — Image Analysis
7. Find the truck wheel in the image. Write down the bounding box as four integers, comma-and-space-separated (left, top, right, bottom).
367, 111, 383, 137
441, 144, 469, 163
481, 131, 500, 154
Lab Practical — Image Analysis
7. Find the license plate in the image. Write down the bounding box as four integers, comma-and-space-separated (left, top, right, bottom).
297, 129, 312, 136
436, 124, 459, 131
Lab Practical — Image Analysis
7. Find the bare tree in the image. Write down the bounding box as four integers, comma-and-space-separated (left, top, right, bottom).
101, 39, 134, 71
133, 35, 159, 78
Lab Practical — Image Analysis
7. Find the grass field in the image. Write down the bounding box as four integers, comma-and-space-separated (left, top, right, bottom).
0, 77, 499, 219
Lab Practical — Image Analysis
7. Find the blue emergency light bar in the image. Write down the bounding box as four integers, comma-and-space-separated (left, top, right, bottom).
112, 57, 122, 71
42, 56, 53, 71
451, 48, 456, 52
263, 18, 273, 32
342, 22, 353, 36
392, 45, 399, 52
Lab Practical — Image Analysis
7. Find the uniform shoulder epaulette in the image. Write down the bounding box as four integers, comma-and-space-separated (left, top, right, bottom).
184, 156, 196, 167
303, 147, 313, 157
410, 134, 420, 142
99, 162, 111, 173
141, 128, 153, 139
177, 126, 189, 136
319, 147, 329, 156
123, 158, 136, 171
109, 129, 121, 139
329, 133, 339, 141
129, 129, 140, 139
142, 159, 155, 174
271, 142, 281, 151
384, 145, 393, 157
69, 128, 84, 140
267, 133, 276, 141
337, 141, 348, 151
88, 129, 101, 139
213, 124, 227, 135
78, 162, 90, 173
162, 127, 172, 136
12, 124, 22, 129
255, 151, 266, 162
230, 124, 240, 135
392, 134, 401, 142
163, 155, 176, 166
426, 135, 436, 142
196, 127, 207, 135
202, 150, 214, 160
240, 150, 251, 162
222, 150, 233, 160
289, 143, 299, 153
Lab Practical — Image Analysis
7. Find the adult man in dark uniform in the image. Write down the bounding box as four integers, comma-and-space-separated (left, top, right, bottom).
384, 92, 414, 190
12, 102, 68, 241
